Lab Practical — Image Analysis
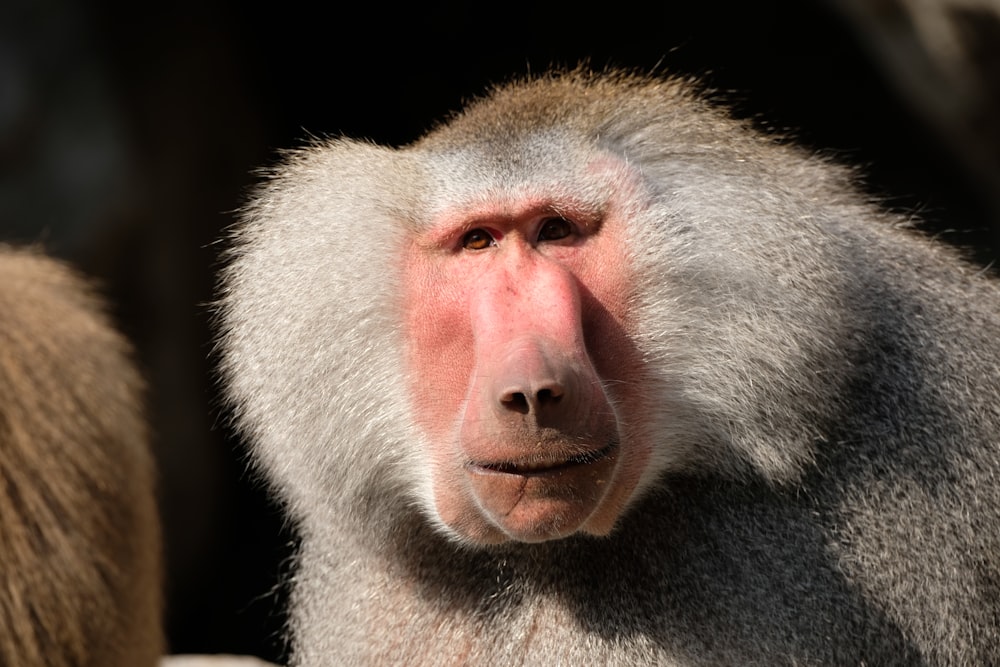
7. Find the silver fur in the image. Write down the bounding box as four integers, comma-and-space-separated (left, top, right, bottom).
218, 72, 1000, 665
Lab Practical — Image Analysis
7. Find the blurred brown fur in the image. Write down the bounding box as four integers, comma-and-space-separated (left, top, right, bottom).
0, 246, 162, 666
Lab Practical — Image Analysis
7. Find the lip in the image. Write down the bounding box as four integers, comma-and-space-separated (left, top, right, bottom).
469, 442, 618, 476
463, 441, 621, 541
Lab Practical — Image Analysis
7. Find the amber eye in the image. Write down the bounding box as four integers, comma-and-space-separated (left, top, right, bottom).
537, 217, 573, 242
462, 228, 495, 250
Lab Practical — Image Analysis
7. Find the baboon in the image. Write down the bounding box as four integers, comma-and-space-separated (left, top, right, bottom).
218, 71, 1000, 664
0, 246, 162, 666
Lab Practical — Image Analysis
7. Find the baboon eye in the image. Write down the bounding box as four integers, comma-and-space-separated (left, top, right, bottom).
537, 217, 573, 242
462, 228, 495, 250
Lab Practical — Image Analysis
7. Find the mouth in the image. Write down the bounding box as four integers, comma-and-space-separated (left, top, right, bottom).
472, 443, 617, 476
461, 440, 621, 542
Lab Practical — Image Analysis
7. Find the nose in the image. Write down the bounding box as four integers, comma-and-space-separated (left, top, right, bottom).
487, 338, 590, 433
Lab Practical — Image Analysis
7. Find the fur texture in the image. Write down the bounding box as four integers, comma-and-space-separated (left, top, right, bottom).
219, 72, 1000, 665
0, 247, 162, 666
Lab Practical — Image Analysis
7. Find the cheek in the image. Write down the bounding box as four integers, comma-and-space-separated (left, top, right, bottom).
577, 222, 656, 527
402, 257, 474, 445
403, 258, 502, 541
578, 221, 642, 404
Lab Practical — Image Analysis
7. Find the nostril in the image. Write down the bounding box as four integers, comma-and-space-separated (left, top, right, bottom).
501, 391, 530, 414
500, 385, 565, 415
537, 387, 562, 405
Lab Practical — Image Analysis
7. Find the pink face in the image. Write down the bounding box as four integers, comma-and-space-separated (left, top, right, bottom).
403, 168, 651, 545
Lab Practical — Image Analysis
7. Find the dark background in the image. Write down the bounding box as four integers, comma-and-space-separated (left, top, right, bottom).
2, 1, 998, 663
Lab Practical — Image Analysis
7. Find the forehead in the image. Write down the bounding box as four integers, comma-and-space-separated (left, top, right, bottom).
410, 129, 637, 223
